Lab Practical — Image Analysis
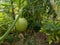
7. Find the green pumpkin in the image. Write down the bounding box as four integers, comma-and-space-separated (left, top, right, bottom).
15, 17, 28, 32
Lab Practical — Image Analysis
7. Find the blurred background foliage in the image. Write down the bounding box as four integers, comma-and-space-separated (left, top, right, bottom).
0, 0, 60, 45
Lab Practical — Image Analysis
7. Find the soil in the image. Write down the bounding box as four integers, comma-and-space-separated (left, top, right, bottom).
1, 32, 60, 45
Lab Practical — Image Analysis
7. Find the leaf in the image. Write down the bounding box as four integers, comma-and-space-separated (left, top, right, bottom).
1, 2, 10, 6
0, 18, 3, 22
13, 0, 28, 8
13, 0, 19, 5
49, 40, 52, 44
0, 12, 3, 17
56, 36, 59, 43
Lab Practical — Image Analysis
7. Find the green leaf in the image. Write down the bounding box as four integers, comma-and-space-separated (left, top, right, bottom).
55, 36, 59, 43
13, 0, 19, 5
0, 18, 3, 22
49, 40, 52, 44
0, 13, 3, 17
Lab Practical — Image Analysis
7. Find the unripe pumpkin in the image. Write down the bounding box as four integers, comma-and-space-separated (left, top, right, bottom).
15, 17, 28, 32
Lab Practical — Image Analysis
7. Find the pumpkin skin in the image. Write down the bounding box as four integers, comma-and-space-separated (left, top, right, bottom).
15, 18, 28, 32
